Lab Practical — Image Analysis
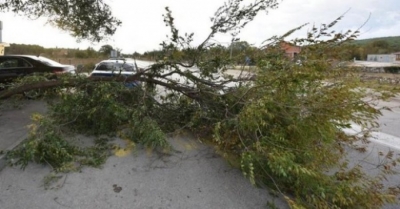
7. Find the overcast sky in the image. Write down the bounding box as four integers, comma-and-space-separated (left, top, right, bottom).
0, 0, 399, 54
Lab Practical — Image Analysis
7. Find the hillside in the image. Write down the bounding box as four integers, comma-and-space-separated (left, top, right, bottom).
352, 36, 400, 51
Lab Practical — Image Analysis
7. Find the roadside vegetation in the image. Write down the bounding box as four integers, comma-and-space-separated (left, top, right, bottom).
1, 0, 400, 208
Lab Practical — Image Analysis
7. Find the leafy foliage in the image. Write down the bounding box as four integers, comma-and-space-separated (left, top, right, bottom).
6, 44, 106, 60
6, 113, 112, 172
384, 67, 400, 74
6, 43, 46, 55
155, 5, 400, 208
49, 80, 170, 149
0, 0, 121, 42
208, 16, 400, 209
353, 36, 400, 51
6, 79, 172, 172
98, 44, 114, 57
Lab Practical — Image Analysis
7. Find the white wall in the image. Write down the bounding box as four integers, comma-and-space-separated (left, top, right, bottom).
367, 54, 396, 62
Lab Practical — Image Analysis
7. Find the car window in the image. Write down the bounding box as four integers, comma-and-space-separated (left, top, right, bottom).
0, 58, 32, 69
95, 62, 135, 72
37, 56, 64, 67
0, 59, 17, 68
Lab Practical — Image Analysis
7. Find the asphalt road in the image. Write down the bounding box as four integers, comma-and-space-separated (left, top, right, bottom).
377, 99, 400, 139
0, 137, 287, 209
343, 98, 400, 209
0, 99, 288, 209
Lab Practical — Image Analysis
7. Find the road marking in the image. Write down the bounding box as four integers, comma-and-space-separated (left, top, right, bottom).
343, 123, 400, 151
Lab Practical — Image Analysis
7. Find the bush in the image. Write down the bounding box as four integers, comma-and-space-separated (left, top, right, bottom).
384, 67, 400, 74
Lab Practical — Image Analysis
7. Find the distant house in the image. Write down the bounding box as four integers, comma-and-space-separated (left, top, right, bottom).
263, 41, 301, 60
392, 52, 400, 61
279, 41, 301, 59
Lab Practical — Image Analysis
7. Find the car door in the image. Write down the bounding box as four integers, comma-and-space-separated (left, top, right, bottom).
0, 57, 19, 84
0, 57, 34, 84
14, 57, 35, 76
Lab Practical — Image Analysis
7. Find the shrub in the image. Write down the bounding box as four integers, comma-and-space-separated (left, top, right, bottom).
384, 67, 400, 74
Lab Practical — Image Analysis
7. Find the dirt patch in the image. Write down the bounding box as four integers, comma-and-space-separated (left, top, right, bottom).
359, 72, 400, 79
359, 73, 400, 84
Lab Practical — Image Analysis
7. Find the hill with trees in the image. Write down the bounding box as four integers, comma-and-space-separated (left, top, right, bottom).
353, 36, 400, 50
5, 43, 136, 59
343, 36, 400, 60
6, 43, 101, 58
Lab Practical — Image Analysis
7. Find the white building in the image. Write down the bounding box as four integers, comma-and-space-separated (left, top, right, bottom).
367, 54, 396, 63
0, 21, 9, 55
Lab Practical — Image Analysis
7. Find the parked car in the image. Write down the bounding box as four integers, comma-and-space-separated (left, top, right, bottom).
89, 58, 151, 88
0, 55, 76, 85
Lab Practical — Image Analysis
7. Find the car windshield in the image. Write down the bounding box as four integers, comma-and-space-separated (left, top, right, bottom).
95, 62, 135, 72
37, 56, 64, 67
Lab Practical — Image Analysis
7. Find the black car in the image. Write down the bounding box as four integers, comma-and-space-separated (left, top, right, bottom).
0, 55, 76, 84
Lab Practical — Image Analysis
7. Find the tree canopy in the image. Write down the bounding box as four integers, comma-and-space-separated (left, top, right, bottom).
0, 0, 121, 42
98, 44, 114, 56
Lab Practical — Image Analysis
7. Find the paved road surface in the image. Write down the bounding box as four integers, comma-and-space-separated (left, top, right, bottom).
344, 98, 400, 209
1, 92, 400, 208
0, 99, 287, 209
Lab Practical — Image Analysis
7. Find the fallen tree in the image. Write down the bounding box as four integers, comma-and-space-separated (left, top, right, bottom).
3, 0, 400, 208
